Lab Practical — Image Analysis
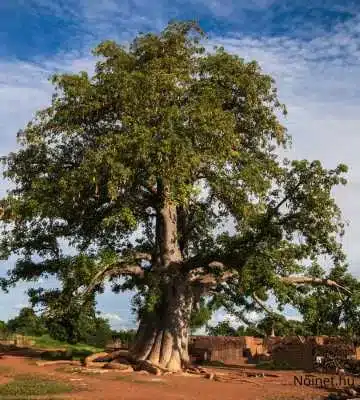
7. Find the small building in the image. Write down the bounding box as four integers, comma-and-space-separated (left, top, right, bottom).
189, 336, 265, 365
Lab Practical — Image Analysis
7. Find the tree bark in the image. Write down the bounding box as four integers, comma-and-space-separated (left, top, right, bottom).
158, 198, 182, 267
129, 277, 194, 372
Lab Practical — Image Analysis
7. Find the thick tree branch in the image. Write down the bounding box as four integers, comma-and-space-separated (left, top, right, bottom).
252, 293, 275, 315
280, 276, 351, 294
126, 252, 152, 261
189, 261, 351, 296
81, 252, 151, 299
189, 261, 236, 285
82, 263, 145, 299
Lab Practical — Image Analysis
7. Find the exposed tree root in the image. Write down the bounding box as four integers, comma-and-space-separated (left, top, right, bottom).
35, 360, 82, 367
84, 350, 129, 368
185, 366, 208, 375
105, 349, 129, 359
85, 362, 108, 369
134, 360, 170, 376
82, 351, 168, 375
37, 349, 280, 384
83, 352, 109, 367
104, 358, 133, 372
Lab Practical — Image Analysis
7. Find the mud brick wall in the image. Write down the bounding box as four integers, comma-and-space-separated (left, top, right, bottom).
189, 336, 247, 364
273, 343, 314, 370
189, 336, 270, 362
210, 349, 246, 364
189, 336, 246, 350
209, 341, 245, 364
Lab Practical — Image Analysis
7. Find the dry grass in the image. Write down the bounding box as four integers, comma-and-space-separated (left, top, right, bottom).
113, 375, 166, 385
0, 374, 74, 397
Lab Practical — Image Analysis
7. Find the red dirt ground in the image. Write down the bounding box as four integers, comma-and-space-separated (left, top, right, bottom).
0, 355, 334, 400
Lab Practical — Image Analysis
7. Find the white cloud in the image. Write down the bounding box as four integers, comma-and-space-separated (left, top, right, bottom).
207, 308, 263, 329
101, 312, 123, 322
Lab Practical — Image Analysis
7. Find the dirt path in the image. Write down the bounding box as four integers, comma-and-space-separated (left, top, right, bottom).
0, 356, 329, 400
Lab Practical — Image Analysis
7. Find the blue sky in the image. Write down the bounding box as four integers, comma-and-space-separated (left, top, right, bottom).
1, 0, 360, 330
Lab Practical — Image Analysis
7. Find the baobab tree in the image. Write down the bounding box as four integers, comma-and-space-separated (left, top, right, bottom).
0, 21, 350, 373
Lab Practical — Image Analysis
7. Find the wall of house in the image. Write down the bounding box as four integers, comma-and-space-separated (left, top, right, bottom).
189, 336, 247, 364
210, 344, 246, 365
272, 343, 314, 370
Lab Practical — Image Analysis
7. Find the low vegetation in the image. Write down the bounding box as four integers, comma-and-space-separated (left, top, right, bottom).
256, 360, 297, 370
0, 374, 74, 397
32, 334, 101, 350
31, 335, 102, 361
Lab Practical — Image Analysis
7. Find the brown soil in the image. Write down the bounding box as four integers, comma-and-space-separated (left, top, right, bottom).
0, 355, 331, 400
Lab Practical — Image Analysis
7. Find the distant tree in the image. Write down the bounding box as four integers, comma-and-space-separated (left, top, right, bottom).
6, 303, 113, 347
207, 320, 267, 337
26, 255, 108, 344
0, 320, 7, 337
256, 315, 309, 337
83, 317, 113, 348
207, 320, 238, 336
41, 309, 113, 347
7, 307, 47, 336
111, 329, 137, 346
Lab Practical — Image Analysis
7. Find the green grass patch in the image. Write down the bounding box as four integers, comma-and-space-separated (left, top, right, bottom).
31, 335, 102, 353
0, 374, 74, 397
25, 335, 103, 363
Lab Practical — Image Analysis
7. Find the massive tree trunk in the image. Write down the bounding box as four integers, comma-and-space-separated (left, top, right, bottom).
130, 189, 193, 372
130, 278, 194, 372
